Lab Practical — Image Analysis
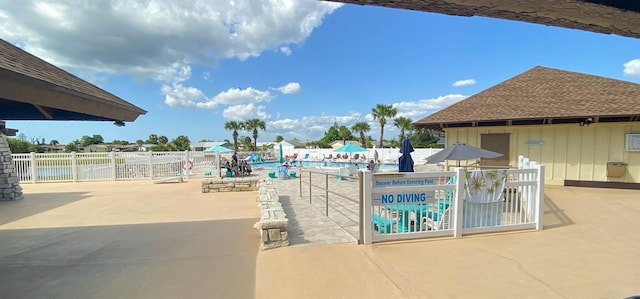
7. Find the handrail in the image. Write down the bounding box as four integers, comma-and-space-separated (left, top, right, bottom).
297, 169, 359, 217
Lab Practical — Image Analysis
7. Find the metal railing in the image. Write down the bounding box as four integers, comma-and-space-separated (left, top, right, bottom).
297, 169, 359, 217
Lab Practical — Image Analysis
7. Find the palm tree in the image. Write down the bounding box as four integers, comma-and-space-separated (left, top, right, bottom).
224, 120, 244, 151
338, 125, 352, 145
371, 104, 397, 147
244, 118, 266, 151
351, 121, 371, 147
394, 116, 413, 144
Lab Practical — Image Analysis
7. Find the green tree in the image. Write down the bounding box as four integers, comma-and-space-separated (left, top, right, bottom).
224, 120, 244, 151
79, 134, 104, 147
338, 125, 352, 145
49, 140, 59, 146
275, 135, 284, 143
171, 135, 191, 151
146, 134, 159, 144
319, 122, 340, 146
7, 138, 38, 153
410, 129, 440, 148
64, 140, 81, 152
240, 136, 253, 150
158, 135, 169, 145
394, 116, 413, 144
351, 121, 371, 147
244, 118, 266, 151
136, 139, 144, 146
371, 104, 397, 147
388, 139, 400, 148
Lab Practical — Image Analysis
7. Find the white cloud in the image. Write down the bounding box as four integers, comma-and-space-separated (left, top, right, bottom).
363, 94, 467, 122
213, 87, 273, 104
0, 0, 341, 80
162, 84, 217, 109
452, 79, 476, 87
274, 82, 302, 94
280, 46, 292, 56
623, 59, 640, 78
246, 94, 467, 142
223, 103, 271, 120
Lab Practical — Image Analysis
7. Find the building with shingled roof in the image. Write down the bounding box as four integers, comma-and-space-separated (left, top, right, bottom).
414, 66, 640, 188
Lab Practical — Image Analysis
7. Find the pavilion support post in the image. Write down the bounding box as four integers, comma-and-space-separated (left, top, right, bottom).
0, 134, 23, 201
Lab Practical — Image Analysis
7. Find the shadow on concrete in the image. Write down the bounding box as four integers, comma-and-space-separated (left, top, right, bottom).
542, 193, 574, 230
277, 195, 311, 246
0, 218, 259, 299
0, 191, 91, 225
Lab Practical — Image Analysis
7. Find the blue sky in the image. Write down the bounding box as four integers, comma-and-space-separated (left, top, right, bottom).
1, 1, 639, 145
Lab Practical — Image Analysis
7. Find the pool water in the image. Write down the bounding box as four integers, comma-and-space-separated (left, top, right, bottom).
250, 160, 398, 170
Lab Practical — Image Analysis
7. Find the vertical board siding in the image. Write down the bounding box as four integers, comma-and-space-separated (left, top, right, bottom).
447, 122, 640, 185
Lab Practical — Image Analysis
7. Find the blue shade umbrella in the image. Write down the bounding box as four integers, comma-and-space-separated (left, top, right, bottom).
333, 143, 367, 160
204, 145, 233, 153
279, 143, 284, 164
398, 139, 414, 172
333, 143, 367, 153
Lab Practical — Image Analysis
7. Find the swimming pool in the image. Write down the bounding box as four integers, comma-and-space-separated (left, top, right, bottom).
250, 160, 398, 170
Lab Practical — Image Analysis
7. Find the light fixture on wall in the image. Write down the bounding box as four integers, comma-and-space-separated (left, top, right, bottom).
579, 117, 593, 127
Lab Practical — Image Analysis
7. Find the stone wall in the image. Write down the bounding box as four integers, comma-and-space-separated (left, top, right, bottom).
201, 178, 259, 192
0, 135, 23, 201
254, 180, 289, 250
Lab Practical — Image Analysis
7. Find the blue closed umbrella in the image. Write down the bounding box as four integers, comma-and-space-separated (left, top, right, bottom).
279, 143, 284, 164
398, 139, 414, 172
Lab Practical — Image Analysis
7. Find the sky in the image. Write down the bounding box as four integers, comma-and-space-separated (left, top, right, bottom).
1, 0, 639, 145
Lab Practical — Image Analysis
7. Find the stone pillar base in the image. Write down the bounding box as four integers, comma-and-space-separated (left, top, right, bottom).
0, 135, 23, 201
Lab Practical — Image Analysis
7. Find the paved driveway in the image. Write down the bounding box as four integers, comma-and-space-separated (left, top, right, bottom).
0, 181, 259, 299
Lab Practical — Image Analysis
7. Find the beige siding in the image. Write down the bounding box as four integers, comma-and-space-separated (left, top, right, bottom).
446, 122, 640, 185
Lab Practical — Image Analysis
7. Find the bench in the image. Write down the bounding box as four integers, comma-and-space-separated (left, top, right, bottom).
373, 213, 397, 234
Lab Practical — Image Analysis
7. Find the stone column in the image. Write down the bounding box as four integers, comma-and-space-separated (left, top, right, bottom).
0, 134, 23, 201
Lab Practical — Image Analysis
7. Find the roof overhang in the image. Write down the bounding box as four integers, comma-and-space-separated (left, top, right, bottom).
414, 115, 640, 131
329, 0, 640, 38
0, 68, 146, 122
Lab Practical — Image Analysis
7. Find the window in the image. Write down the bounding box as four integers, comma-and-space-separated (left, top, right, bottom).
626, 134, 640, 151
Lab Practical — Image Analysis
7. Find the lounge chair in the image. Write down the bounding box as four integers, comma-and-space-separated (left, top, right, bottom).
422, 205, 452, 231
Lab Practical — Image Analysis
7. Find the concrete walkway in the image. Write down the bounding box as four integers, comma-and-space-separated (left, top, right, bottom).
0, 180, 260, 299
2, 174, 640, 298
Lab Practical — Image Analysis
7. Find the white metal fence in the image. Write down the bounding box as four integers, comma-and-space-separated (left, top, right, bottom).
362, 156, 544, 244
11, 151, 219, 183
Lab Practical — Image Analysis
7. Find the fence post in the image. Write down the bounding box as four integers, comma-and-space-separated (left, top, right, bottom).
453, 167, 465, 238
216, 152, 221, 178
325, 173, 329, 216
148, 151, 154, 180
309, 172, 312, 204
535, 165, 545, 230
299, 171, 302, 197
362, 170, 372, 245
184, 150, 190, 179
110, 151, 116, 180
30, 152, 36, 183
71, 152, 78, 182
358, 171, 363, 244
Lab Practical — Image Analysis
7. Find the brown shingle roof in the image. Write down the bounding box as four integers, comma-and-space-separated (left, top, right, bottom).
0, 38, 146, 120
414, 66, 640, 130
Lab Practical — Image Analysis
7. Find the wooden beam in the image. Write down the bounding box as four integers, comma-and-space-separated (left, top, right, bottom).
33, 105, 54, 120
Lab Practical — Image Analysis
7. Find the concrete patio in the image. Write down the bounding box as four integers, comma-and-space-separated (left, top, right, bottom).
1, 178, 639, 298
